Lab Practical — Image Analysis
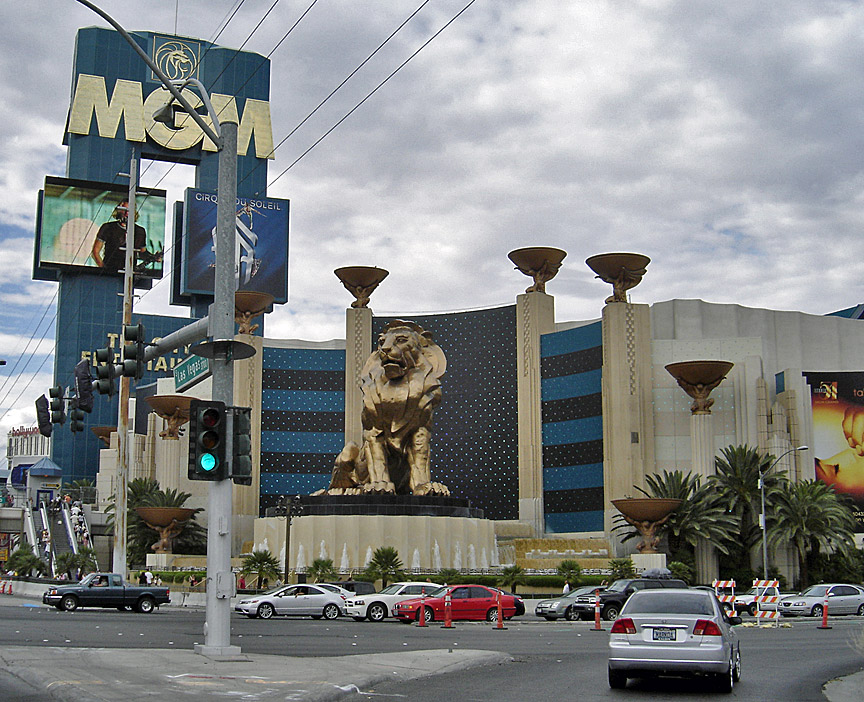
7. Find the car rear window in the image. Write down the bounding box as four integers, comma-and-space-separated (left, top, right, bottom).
624, 592, 714, 615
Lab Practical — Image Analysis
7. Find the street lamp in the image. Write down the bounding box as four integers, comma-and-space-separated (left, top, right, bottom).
75, 0, 242, 657
760, 445, 808, 579
278, 495, 303, 582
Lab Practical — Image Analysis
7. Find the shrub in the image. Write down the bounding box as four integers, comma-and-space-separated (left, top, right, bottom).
608, 558, 636, 579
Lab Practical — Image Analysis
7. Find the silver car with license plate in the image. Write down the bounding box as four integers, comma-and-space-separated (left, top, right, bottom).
535, 586, 605, 621
608, 588, 742, 692
779, 583, 864, 617
234, 583, 345, 620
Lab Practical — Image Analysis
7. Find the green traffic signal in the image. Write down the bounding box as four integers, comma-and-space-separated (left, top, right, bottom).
188, 399, 227, 481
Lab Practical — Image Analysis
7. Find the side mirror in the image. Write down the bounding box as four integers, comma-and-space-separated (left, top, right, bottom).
729, 615, 742, 626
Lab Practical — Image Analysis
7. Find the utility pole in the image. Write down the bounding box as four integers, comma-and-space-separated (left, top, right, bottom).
112, 152, 137, 577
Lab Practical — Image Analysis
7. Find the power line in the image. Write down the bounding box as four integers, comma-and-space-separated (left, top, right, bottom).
268, 0, 479, 185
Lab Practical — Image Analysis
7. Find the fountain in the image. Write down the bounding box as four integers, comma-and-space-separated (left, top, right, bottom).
340, 544, 350, 573
468, 544, 477, 570
585, 252, 650, 303
611, 498, 682, 572
319, 540, 328, 560
453, 542, 463, 571
364, 546, 373, 568
665, 361, 734, 414
508, 247, 567, 293
411, 549, 421, 571
433, 541, 442, 571
296, 544, 306, 572
334, 266, 389, 308
480, 547, 489, 570
135, 507, 196, 554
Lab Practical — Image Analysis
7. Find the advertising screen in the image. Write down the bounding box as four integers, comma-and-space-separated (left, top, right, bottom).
36, 176, 166, 278
804, 371, 864, 531
182, 189, 289, 303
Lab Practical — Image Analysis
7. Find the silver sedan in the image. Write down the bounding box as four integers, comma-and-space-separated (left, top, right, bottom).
535, 586, 606, 621
234, 584, 345, 620
608, 588, 742, 692
779, 583, 864, 617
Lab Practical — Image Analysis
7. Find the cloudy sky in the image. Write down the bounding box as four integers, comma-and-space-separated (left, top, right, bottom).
1, 0, 863, 438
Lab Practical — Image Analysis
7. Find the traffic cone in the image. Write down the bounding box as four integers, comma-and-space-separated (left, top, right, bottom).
590, 588, 604, 631
441, 592, 454, 628
818, 594, 832, 630
493, 590, 507, 630
417, 590, 427, 627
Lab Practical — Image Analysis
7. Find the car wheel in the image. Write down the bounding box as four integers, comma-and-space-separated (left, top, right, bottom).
417, 606, 434, 624
732, 645, 742, 683
60, 595, 78, 612
257, 603, 275, 619
368, 602, 387, 622
565, 607, 578, 621
747, 603, 758, 617
323, 603, 340, 620
602, 605, 620, 622
136, 597, 155, 614
857, 603, 864, 616
811, 604, 823, 618
608, 668, 627, 689
486, 608, 499, 622
718, 653, 735, 693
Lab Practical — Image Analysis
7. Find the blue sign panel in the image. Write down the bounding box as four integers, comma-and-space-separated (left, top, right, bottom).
182, 189, 289, 303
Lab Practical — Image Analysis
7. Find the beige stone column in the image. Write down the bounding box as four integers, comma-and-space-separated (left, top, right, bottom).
601, 303, 655, 547
516, 292, 555, 536
345, 307, 372, 447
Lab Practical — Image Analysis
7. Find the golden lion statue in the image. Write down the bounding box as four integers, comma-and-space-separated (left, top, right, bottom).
320, 320, 449, 496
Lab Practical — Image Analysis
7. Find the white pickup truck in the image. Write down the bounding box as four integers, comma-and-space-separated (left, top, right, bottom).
734, 585, 782, 615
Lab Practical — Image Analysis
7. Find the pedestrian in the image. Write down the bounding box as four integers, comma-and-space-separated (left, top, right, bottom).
563, 580, 571, 594
144, 570, 154, 585
138, 571, 147, 585
238, 575, 246, 590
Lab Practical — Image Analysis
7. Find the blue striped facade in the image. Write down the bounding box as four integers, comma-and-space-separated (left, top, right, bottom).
540, 322, 604, 533
259, 346, 345, 515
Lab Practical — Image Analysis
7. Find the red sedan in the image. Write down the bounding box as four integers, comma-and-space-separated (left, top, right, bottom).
394, 584, 521, 623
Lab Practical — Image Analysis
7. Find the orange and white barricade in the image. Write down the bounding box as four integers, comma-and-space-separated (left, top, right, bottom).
0, 580, 11, 595
712, 579, 736, 610
752, 579, 780, 623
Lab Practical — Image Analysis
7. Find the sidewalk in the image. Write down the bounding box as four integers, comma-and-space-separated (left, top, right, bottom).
0, 645, 509, 702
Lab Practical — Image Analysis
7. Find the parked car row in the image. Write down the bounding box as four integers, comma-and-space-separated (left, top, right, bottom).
235, 581, 525, 623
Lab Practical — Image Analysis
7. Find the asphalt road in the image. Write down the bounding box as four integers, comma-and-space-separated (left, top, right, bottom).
1, 601, 862, 701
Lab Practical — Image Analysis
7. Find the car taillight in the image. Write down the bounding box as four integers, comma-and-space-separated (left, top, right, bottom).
610, 618, 636, 634
694, 619, 722, 636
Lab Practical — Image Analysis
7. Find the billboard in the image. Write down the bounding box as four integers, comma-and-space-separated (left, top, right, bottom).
182, 189, 289, 303
36, 176, 166, 278
804, 371, 864, 531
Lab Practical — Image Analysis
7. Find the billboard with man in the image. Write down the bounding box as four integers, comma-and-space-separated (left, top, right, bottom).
36, 176, 166, 278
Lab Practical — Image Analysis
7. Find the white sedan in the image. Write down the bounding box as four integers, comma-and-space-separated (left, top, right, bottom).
345, 581, 442, 622
779, 583, 864, 617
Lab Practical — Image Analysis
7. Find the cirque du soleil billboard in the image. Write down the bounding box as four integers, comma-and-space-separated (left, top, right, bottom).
181, 188, 289, 303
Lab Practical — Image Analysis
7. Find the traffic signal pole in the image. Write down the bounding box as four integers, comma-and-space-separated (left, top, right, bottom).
112, 153, 137, 578
196, 119, 240, 657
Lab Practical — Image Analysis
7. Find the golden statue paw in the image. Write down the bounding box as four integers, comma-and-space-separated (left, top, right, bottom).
413, 482, 450, 497
364, 481, 395, 494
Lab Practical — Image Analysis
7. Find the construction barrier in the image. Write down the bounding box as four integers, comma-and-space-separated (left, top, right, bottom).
712, 579, 736, 609
590, 588, 604, 631
0, 580, 12, 595
752, 579, 780, 623
441, 592, 453, 628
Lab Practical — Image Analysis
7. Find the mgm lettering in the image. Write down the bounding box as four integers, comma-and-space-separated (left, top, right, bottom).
68, 74, 274, 159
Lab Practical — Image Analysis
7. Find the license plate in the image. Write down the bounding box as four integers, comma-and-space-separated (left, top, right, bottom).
653, 627, 676, 641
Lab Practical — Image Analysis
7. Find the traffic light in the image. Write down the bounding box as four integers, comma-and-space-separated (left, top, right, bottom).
121, 323, 146, 379
35, 395, 52, 438
93, 347, 116, 396
232, 406, 253, 485
188, 399, 227, 481
73, 359, 94, 412
69, 407, 85, 433
49, 385, 66, 425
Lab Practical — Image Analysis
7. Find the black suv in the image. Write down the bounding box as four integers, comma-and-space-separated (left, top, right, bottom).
570, 577, 688, 621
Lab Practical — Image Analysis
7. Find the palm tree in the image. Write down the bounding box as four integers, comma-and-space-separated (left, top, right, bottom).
54, 552, 79, 580
616, 470, 737, 559
76, 547, 98, 576
308, 558, 338, 583
6, 544, 46, 577
767, 480, 857, 587
498, 565, 526, 594
240, 549, 282, 589
557, 559, 581, 588
709, 446, 782, 555
364, 547, 405, 587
